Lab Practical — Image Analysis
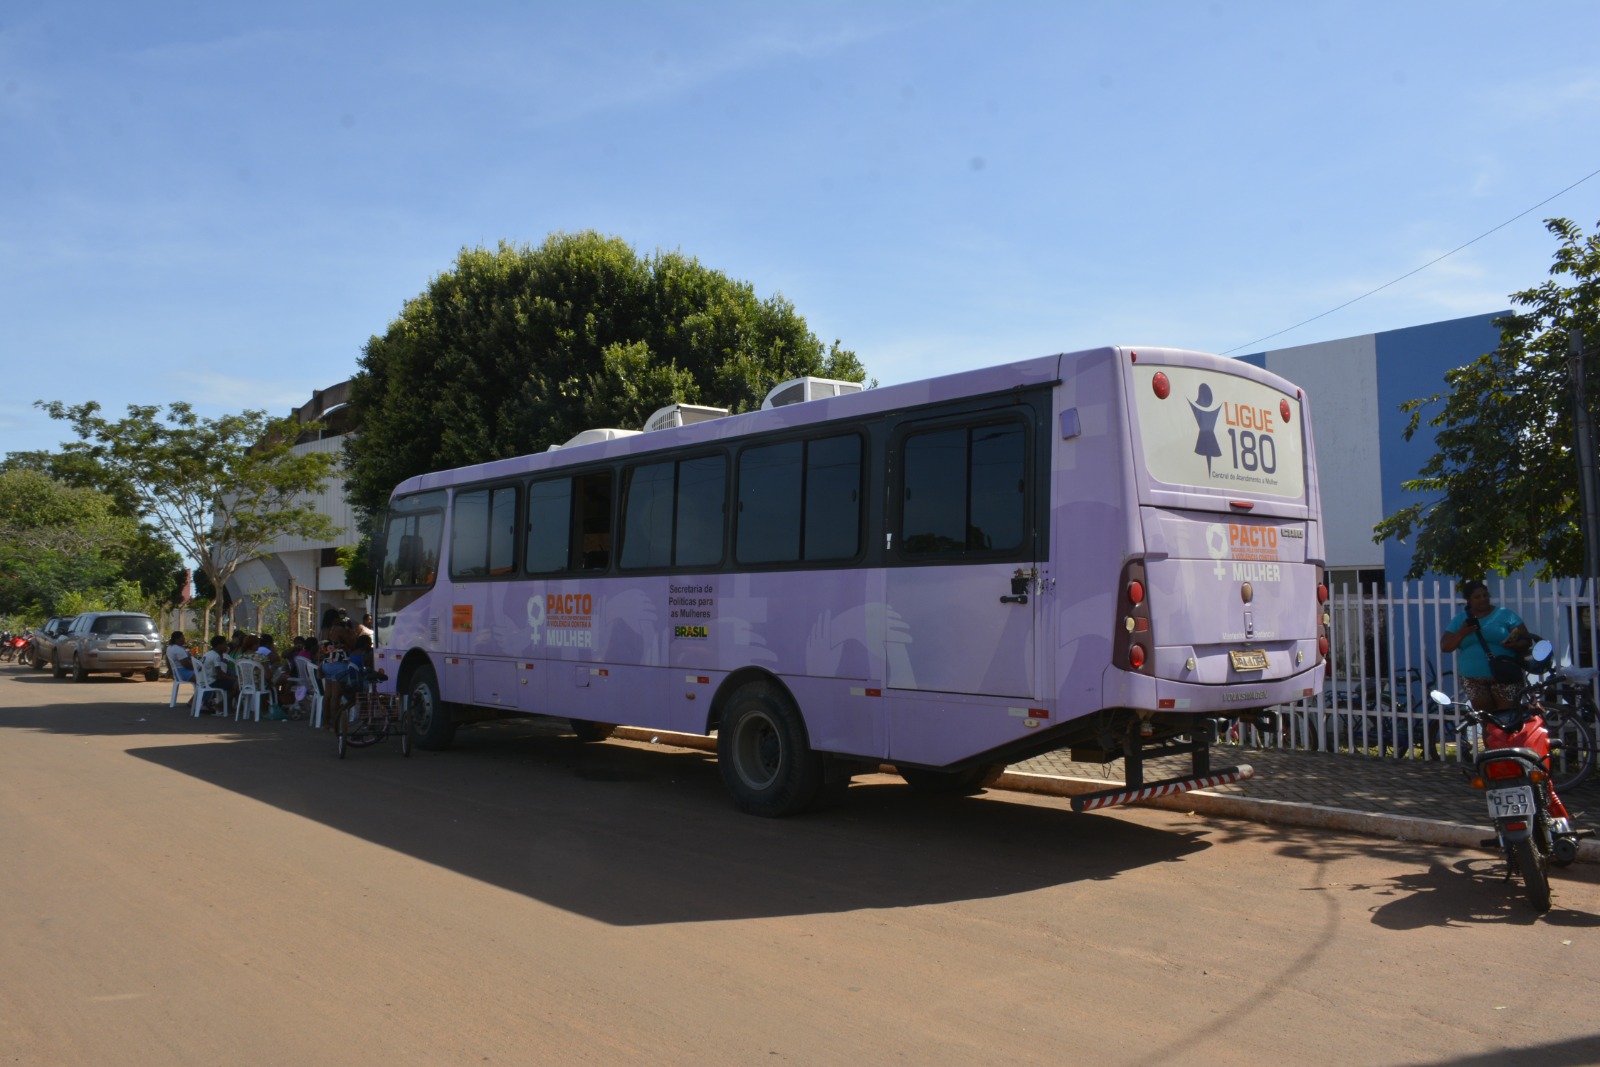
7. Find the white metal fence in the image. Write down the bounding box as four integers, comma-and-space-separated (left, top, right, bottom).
1241, 578, 1599, 761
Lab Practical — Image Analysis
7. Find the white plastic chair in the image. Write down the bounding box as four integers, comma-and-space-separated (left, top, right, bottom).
166, 645, 197, 708
192, 655, 231, 719
235, 659, 266, 722
293, 655, 325, 729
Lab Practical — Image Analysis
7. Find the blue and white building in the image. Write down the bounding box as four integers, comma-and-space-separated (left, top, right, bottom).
1242, 310, 1506, 589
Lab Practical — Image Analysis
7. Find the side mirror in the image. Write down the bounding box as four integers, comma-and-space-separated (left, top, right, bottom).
1430, 690, 1452, 706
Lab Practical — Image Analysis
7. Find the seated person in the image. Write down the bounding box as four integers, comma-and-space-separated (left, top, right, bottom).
318, 616, 359, 728
165, 633, 196, 683
200, 635, 239, 713
256, 633, 295, 708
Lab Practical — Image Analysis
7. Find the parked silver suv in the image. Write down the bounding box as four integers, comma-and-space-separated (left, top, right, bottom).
54, 612, 163, 682
29, 615, 76, 673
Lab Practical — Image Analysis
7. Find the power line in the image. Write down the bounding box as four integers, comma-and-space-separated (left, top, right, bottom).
1221, 166, 1600, 355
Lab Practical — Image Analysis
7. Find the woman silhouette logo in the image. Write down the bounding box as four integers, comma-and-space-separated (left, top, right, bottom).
1189, 383, 1223, 476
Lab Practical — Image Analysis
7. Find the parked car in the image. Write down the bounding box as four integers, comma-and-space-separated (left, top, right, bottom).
29, 615, 77, 673
54, 612, 162, 682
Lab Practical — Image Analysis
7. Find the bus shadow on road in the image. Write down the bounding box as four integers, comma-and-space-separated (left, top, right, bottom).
124, 719, 1214, 926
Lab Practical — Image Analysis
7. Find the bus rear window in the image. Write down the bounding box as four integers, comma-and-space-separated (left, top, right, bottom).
1132, 364, 1305, 499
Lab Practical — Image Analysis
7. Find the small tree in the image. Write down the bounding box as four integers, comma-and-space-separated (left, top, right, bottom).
37, 401, 342, 621
245, 585, 291, 640
1374, 218, 1600, 579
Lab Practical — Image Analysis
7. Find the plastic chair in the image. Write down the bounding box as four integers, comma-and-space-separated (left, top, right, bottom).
166, 646, 197, 708
192, 656, 231, 719
235, 659, 266, 722
293, 655, 325, 729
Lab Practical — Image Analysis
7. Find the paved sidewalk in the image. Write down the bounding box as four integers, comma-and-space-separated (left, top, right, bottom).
1005, 744, 1599, 860
1014, 745, 1496, 824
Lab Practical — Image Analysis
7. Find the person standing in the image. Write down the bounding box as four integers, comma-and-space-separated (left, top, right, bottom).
1441, 579, 1531, 711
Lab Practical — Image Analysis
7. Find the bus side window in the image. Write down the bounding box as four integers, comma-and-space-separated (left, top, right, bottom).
620, 462, 675, 570
576, 471, 613, 570
487, 486, 519, 575
526, 478, 573, 574
674, 454, 726, 567
451, 484, 519, 578
900, 420, 1026, 557
451, 489, 491, 578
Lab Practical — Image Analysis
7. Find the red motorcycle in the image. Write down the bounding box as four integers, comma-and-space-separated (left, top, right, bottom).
1433, 644, 1592, 912
0, 631, 29, 665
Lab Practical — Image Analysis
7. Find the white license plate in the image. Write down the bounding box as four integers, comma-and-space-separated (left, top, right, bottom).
1486, 786, 1535, 820
1229, 649, 1268, 672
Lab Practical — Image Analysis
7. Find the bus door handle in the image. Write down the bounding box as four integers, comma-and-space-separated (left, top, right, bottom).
1000, 594, 1029, 605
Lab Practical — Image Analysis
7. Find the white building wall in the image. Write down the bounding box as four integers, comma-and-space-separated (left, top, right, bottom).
1258, 334, 1386, 571
259, 434, 359, 554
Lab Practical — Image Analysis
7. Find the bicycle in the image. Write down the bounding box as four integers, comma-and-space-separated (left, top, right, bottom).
1519, 664, 1598, 792
334, 670, 412, 760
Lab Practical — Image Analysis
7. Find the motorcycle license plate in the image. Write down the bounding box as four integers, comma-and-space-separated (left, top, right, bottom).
1229, 649, 1269, 672
1486, 786, 1535, 820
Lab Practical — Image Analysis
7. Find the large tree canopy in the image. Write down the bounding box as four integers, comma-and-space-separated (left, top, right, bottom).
1, 448, 183, 605
343, 232, 866, 520
1374, 217, 1600, 579
0, 469, 141, 615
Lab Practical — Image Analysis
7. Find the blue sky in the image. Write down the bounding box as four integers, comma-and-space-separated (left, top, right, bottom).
5, 1, 1599, 460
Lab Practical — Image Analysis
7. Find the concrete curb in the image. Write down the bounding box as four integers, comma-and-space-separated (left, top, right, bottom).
612, 728, 1600, 864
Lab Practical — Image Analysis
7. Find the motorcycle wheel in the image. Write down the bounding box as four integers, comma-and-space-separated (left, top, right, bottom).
1509, 838, 1552, 913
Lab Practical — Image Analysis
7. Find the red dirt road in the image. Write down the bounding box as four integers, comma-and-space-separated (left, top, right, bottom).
3, 668, 1599, 1066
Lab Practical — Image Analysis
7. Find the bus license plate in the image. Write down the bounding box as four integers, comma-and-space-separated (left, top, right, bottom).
1486, 786, 1535, 820
1229, 649, 1269, 672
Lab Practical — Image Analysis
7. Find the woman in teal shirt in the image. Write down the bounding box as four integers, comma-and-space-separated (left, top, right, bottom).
1441, 579, 1530, 710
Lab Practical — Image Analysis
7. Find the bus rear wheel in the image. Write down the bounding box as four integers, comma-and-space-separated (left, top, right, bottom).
898, 763, 1006, 796
403, 663, 455, 751
718, 681, 821, 817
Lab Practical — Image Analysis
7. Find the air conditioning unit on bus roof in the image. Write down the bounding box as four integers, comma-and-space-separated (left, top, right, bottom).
641, 403, 730, 433
761, 376, 865, 409
545, 428, 642, 452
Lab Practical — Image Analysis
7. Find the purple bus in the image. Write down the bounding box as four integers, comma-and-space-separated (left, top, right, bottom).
372, 346, 1325, 816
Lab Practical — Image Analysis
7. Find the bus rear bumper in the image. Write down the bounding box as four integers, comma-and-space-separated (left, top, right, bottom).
1102, 664, 1321, 715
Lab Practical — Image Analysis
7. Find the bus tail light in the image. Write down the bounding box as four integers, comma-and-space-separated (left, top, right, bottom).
1114, 559, 1153, 674
1315, 564, 1328, 666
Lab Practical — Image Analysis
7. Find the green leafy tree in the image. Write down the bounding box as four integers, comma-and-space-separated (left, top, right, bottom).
0, 469, 143, 615
1374, 217, 1600, 579
344, 231, 865, 529
2, 449, 183, 601
36, 401, 342, 625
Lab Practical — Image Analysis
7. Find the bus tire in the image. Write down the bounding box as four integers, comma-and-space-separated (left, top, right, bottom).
898, 763, 1006, 796
403, 663, 455, 751
718, 681, 822, 818
570, 719, 616, 743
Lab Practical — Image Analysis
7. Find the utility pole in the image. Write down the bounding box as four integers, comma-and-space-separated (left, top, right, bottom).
1571, 326, 1600, 580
